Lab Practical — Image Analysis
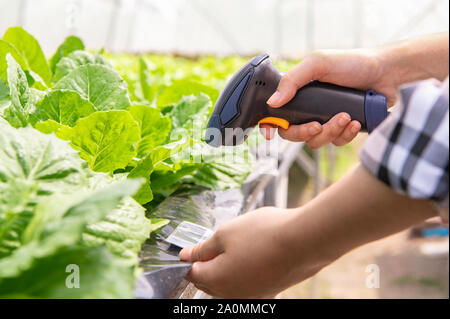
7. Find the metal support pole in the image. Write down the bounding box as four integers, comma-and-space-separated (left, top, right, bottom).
296, 149, 327, 186
306, 0, 315, 52
313, 149, 321, 198
269, 141, 303, 208
353, 0, 363, 48
66, 0, 81, 35
16, 0, 27, 26
126, 0, 143, 51
326, 144, 336, 187
245, 141, 303, 212
309, 148, 321, 299
106, 0, 121, 51
274, 169, 289, 208
274, 0, 284, 57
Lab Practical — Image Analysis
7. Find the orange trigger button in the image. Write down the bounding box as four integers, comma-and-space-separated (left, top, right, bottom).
258, 117, 290, 130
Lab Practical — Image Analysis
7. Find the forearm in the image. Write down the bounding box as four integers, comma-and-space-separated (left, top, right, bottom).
180, 165, 440, 297
377, 32, 449, 85
284, 164, 437, 272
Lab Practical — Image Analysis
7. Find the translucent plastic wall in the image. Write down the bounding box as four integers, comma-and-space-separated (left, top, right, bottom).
0, 0, 448, 57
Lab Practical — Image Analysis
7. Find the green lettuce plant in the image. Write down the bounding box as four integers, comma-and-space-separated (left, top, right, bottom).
0, 26, 255, 298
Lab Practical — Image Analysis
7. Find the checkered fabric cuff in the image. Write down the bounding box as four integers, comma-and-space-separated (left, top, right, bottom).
360, 78, 449, 211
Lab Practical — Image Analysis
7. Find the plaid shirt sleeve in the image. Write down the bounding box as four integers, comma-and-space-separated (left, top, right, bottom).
360, 77, 449, 220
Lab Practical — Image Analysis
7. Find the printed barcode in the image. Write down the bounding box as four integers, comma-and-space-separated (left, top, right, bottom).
165, 221, 214, 248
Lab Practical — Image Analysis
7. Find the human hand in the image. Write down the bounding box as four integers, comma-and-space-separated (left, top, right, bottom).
260, 49, 398, 148
179, 164, 439, 298
179, 207, 323, 298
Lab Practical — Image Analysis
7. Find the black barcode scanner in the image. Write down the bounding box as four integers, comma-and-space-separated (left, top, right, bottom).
205, 54, 387, 147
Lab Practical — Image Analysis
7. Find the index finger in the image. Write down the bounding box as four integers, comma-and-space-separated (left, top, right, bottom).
185, 254, 226, 289
267, 55, 326, 108
179, 234, 224, 262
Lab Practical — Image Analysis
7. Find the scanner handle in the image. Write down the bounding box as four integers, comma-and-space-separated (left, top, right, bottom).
262, 81, 387, 133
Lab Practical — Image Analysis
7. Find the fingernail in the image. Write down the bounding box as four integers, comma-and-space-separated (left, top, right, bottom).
179, 247, 191, 261
308, 124, 321, 135
267, 91, 281, 106
351, 122, 360, 133
338, 116, 350, 126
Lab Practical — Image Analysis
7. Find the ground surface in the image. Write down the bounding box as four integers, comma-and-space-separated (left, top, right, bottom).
283, 137, 449, 299
281, 230, 449, 299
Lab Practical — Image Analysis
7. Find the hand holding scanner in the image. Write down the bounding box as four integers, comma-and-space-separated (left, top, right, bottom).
205, 54, 387, 147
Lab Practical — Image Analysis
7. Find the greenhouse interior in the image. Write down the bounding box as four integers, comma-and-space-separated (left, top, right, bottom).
0, 0, 448, 301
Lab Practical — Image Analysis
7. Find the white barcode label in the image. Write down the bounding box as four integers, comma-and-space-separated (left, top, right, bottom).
165, 221, 214, 248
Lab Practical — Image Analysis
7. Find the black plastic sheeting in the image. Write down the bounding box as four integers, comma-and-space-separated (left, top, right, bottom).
134, 185, 249, 298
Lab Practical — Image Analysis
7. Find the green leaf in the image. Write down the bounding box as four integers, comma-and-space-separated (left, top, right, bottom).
0, 123, 83, 192
34, 120, 73, 140
0, 180, 141, 298
129, 104, 171, 158
2, 27, 52, 86
0, 79, 10, 112
157, 80, 218, 108
149, 218, 170, 233
183, 144, 253, 190
0, 179, 143, 298
83, 197, 151, 265
186, 161, 252, 190
128, 137, 190, 204
69, 110, 140, 173
49, 36, 85, 75
27, 87, 46, 105
150, 164, 200, 195
169, 93, 211, 129
31, 90, 95, 127
0, 245, 135, 298
54, 64, 131, 110
2, 54, 46, 128
23, 179, 143, 246
0, 40, 27, 83
139, 57, 160, 103
0, 123, 85, 258
2, 54, 31, 128
54, 50, 111, 82
0, 180, 36, 258
24, 69, 48, 90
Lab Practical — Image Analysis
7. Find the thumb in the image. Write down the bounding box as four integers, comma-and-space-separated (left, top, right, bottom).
185, 256, 224, 287
267, 58, 320, 108
179, 235, 223, 262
